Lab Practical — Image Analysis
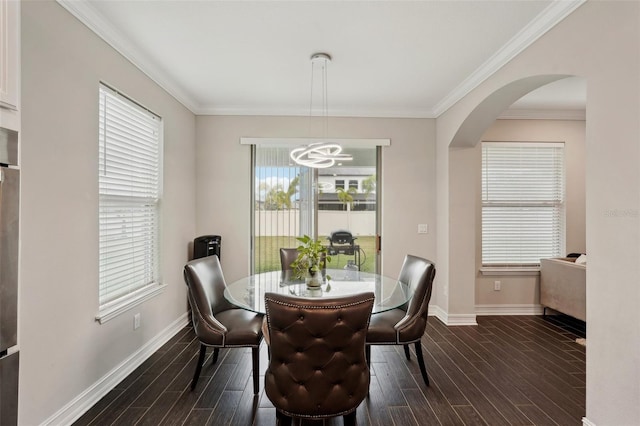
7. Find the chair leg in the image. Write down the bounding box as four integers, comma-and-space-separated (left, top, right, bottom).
403, 344, 411, 360
252, 347, 260, 394
275, 410, 292, 426
365, 345, 371, 366
191, 344, 207, 390
211, 347, 219, 365
414, 341, 430, 387
343, 410, 356, 425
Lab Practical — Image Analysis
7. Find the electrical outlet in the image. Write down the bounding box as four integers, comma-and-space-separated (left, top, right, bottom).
418, 224, 428, 234
494, 281, 501, 291
134, 313, 141, 330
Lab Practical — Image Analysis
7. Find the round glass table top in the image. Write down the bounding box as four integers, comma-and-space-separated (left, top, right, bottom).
224, 269, 412, 314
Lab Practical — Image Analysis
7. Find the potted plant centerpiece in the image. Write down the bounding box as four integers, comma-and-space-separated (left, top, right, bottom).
290, 235, 331, 288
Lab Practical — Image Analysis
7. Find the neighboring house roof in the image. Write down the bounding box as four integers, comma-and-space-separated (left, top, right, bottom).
318, 193, 374, 202
318, 167, 375, 176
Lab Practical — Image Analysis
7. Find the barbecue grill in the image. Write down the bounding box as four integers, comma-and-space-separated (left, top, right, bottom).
326, 230, 361, 269
328, 229, 356, 246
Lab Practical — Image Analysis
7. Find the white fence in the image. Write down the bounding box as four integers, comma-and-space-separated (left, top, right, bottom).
254, 209, 375, 237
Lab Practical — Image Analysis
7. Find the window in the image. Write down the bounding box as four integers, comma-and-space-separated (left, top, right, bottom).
482, 142, 564, 266
349, 179, 358, 190
97, 84, 163, 321
247, 141, 382, 274
335, 179, 345, 190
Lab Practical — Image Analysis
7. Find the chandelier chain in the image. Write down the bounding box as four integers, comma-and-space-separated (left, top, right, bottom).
291, 52, 352, 169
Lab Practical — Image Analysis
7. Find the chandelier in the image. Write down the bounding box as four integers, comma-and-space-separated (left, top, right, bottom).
290, 53, 352, 169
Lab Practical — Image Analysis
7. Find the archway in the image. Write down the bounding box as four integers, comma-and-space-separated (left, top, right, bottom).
433, 4, 640, 423
443, 74, 585, 324
451, 75, 573, 147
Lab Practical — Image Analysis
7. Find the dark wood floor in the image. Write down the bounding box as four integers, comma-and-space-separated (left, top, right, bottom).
73, 315, 585, 425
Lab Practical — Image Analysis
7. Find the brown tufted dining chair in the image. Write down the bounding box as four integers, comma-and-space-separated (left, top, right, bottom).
183, 255, 264, 393
366, 255, 435, 387
266, 248, 329, 350
280, 247, 327, 271
264, 292, 375, 425
262, 248, 304, 347
279, 248, 299, 270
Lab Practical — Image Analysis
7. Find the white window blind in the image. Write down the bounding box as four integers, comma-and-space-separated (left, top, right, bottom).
482, 142, 565, 266
252, 146, 310, 273
99, 84, 162, 308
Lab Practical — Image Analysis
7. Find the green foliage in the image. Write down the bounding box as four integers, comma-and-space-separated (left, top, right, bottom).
362, 174, 376, 198
336, 187, 358, 210
290, 235, 332, 279
263, 184, 284, 210
261, 175, 300, 210
254, 235, 375, 274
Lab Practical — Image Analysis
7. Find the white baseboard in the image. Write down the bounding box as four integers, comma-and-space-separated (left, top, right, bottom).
582, 417, 596, 426
430, 305, 449, 324
431, 304, 544, 324
42, 313, 190, 426
476, 304, 544, 316
446, 313, 479, 326
430, 305, 478, 326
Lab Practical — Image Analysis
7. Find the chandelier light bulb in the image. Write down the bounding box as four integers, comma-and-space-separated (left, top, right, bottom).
290, 143, 352, 169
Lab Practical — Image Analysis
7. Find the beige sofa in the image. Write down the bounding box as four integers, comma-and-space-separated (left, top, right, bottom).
540, 257, 586, 321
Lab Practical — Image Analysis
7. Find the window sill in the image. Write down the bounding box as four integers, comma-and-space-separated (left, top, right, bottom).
96, 283, 166, 324
479, 267, 540, 276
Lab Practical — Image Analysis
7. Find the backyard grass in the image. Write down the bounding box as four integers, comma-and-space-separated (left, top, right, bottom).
255, 235, 377, 273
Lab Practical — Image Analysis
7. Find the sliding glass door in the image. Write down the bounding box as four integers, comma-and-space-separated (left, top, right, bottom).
316, 147, 378, 272
252, 147, 307, 273
251, 145, 379, 273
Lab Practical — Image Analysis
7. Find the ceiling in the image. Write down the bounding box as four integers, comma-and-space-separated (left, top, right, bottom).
60, 0, 586, 118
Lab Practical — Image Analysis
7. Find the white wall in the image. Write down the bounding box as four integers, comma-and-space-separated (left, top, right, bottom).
436, 2, 639, 423
20, 2, 196, 424
19, 1, 638, 424
195, 116, 437, 288
476, 119, 586, 307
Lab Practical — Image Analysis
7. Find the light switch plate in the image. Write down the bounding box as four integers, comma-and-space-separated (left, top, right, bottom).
418, 224, 428, 234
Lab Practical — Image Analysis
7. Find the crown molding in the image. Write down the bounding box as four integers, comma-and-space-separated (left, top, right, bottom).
57, 0, 584, 119
56, 0, 199, 114
432, 0, 586, 117
499, 108, 586, 121
57, 0, 436, 118
195, 105, 437, 119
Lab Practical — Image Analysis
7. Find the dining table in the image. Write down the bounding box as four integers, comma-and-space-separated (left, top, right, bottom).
224, 268, 413, 314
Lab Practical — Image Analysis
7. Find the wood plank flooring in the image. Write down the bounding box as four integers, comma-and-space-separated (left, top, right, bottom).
73, 315, 585, 425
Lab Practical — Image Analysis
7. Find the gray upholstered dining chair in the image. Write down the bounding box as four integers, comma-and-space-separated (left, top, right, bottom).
365, 254, 435, 387
264, 292, 375, 426
183, 255, 264, 393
